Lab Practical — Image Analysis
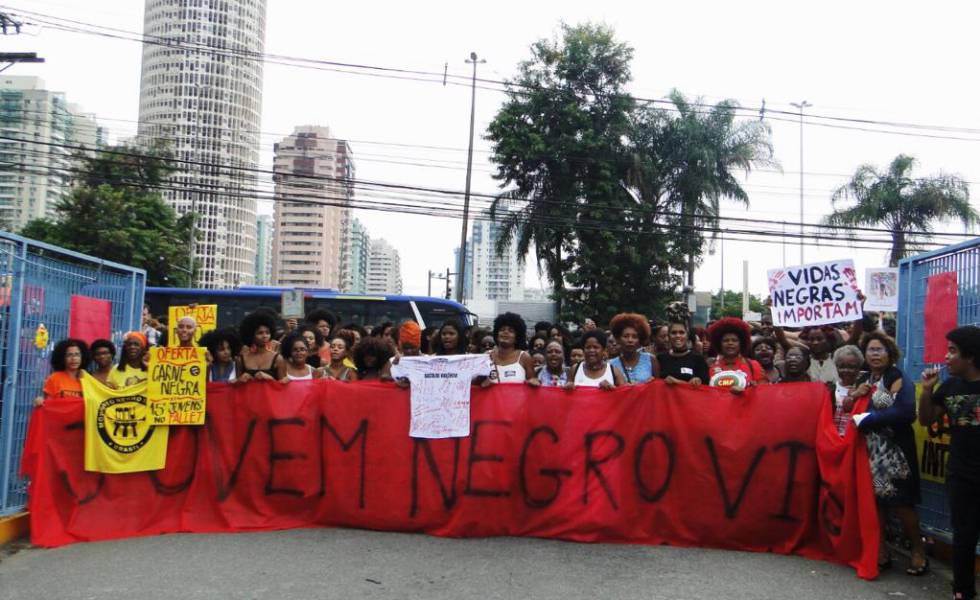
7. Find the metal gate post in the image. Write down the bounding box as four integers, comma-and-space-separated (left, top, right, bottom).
0, 242, 28, 512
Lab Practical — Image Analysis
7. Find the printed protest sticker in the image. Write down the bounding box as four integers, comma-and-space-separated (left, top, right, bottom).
864, 268, 899, 312
767, 259, 863, 327
147, 346, 207, 425
167, 304, 217, 346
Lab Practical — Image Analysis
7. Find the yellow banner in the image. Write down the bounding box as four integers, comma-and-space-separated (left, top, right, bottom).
83, 376, 168, 474
167, 304, 217, 346
913, 416, 951, 484
147, 346, 207, 425
913, 383, 951, 484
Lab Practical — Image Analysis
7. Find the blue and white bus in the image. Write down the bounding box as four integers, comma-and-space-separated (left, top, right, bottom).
145, 287, 477, 330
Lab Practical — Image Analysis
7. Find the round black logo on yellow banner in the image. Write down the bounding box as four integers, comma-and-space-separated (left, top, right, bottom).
96, 394, 156, 453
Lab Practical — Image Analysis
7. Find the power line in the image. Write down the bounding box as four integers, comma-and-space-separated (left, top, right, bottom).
10, 5, 980, 142
1, 149, 965, 253
2, 157, 922, 254
4, 134, 975, 242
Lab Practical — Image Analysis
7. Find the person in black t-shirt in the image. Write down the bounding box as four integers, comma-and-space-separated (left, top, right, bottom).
919, 325, 980, 600
657, 320, 709, 386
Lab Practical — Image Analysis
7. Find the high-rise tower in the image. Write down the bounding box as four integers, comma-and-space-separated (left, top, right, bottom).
137, 0, 268, 288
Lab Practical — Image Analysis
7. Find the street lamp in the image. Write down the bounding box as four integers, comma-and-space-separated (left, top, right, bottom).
789, 100, 811, 265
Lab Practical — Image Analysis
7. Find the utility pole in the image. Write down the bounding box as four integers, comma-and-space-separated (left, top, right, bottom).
790, 100, 811, 265
719, 231, 725, 310
456, 51, 485, 304
427, 270, 433, 297
742, 260, 749, 316
0, 14, 44, 73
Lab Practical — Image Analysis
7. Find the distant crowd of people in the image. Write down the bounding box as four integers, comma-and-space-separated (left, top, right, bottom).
34, 299, 980, 597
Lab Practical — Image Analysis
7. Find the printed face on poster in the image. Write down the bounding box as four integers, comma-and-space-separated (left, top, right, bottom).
767, 259, 863, 327
281, 290, 305, 320
147, 346, 207, 425
863, 268, 899, 312
167, 304, 217, 345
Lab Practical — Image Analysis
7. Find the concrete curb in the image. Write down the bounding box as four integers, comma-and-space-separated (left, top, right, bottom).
0, 512, 29, 546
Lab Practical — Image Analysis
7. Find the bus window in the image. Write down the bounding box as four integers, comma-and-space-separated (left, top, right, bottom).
366, 301, 414, 327
415, 300, 473, 329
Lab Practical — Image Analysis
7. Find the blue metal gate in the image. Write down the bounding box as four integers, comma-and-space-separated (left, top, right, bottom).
898, 236, 980, 545
0, 232, 145, 516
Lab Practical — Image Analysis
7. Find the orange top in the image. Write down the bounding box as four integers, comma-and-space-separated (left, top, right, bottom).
43, 371, 84, 399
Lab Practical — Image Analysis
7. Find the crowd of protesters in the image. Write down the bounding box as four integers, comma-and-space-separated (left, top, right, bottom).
34, 298, 980, 596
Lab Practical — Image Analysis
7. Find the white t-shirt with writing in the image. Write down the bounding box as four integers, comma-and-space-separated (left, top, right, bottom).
391, 354, 492, 438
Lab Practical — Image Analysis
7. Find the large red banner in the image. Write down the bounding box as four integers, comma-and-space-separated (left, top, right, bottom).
22, 380, 880, 578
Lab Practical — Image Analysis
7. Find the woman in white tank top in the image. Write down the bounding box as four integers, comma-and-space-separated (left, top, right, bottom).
281, 334, 321, 382
487, 312, 540, 386
571, 331, 625, 390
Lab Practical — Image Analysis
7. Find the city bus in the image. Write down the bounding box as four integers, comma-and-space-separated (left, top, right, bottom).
144, 287, 477, 330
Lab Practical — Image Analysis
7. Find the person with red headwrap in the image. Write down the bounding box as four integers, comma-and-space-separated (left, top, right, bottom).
383, 321, 422, 386
707, 318, 767, 389
109, 331, 149, 388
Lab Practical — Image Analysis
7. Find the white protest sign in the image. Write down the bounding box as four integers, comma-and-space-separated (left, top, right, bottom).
864, 268, 899, 312
767, 259, 863, 327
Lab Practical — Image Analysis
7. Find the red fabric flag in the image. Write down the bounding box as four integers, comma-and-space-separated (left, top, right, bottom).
923, 271, 958, 363
68, 295, 112, 343
22, 380, 880, 578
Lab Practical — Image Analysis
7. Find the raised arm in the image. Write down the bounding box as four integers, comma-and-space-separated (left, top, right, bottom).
916, 368, 945, 426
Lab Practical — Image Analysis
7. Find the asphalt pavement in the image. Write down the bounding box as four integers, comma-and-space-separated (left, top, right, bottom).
0, 528, 957, 599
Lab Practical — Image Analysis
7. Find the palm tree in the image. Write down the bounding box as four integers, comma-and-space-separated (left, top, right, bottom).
636, 91, 776, 286
824, 154, 978, 266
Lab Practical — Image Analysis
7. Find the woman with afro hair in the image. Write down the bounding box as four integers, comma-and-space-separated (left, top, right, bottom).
707, 317, 767, 386
235, 309, 286, 382
487, 312, 539, 386
199, 328, 242, 383
608, 312, 658, 384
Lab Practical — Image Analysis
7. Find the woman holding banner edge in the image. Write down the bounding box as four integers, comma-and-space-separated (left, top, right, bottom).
851, 331, 927, 576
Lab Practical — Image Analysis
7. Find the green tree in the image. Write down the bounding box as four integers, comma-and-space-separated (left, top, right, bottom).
20, 143, 195, 286
824, 154, 978, 266
710, 290, 765, 319
657, 91, 776, 286
488, 23, 685, 321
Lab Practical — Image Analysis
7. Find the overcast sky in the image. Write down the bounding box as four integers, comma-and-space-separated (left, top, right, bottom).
5, 0, 980, 300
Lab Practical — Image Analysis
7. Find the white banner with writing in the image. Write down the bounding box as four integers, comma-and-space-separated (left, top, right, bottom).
767, 259, 863, 327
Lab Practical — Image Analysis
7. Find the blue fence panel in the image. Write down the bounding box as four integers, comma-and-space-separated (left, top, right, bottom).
0, 232, 145, 515
898, 236, 980, 546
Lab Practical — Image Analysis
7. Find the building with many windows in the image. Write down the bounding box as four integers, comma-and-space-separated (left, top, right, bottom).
458, 208, 524, 301
136, 0, 268, 288
270, 126, 353, 289
366, 238, 402, 295
0, 76, 104, 230
255, 214, 273, 285
341, 217, 370, 294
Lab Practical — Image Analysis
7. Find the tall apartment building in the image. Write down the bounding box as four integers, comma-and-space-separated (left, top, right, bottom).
366, 238, 402, 295
271, 126, 353, 289
463, 209, 524, 301
0, 76, 105, 230
341, 217, 370, 294
254, 214, 273, 285
136, 0, 268, 288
